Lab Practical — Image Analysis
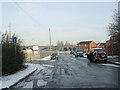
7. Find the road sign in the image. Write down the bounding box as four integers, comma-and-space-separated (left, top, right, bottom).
33, 46, 39, 51
12, 37, 17, 43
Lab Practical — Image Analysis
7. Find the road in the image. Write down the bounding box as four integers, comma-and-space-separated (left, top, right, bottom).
12, 54, 119, 88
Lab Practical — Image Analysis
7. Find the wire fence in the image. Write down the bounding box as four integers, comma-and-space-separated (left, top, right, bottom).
25, 50, 57, 61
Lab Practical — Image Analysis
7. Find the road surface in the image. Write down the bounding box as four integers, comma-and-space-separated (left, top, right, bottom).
12, 54, 119, 88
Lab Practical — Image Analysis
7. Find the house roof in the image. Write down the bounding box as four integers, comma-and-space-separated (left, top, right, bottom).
96, 43, 106, 46
77, 41, 93, 45
100, 43, 106, 46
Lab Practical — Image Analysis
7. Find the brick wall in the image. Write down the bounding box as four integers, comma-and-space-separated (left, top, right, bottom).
89, 41, 97, 51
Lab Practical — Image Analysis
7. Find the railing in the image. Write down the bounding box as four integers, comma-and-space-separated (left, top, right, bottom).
25, 50, 71, 61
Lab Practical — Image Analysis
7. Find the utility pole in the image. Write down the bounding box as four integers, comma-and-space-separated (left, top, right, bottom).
49, 28, 51, 55
8, 23, 11, 41
112, 35, 113, 58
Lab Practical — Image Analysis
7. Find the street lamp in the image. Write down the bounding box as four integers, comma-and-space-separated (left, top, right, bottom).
49, 28, 52, 55
111, 35, 114, 59
109, 22, 114, 58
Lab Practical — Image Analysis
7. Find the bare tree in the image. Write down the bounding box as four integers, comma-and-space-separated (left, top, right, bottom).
60, 41, 64, 50
108, 9, 120, 57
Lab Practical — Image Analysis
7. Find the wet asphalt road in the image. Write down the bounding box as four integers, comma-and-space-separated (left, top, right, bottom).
12, 54, 119, 88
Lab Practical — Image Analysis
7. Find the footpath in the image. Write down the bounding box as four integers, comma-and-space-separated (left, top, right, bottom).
107, 56, 120, 65
0, 56, 50, 89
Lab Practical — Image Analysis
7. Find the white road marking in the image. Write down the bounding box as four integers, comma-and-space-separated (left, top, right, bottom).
100, 64, 120, 68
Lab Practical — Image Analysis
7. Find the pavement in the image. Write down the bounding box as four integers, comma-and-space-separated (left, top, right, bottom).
1, 63, 37, 89
107, 56, 120, 65
1, 56, 50, 89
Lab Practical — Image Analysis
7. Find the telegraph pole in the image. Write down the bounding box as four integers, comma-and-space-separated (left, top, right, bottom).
49, 28, 51, 55
9, 23, 11, 41
112, 35, 113, 58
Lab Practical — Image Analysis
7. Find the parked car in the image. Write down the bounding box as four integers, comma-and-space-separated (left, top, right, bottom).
50, 53, 58, 60
70, 50, 75, 55
87, 48, 107, 63
74, 49, 84, 57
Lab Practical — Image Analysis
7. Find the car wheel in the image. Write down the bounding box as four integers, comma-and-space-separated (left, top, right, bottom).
94, 59, 98, 63
90, 56, 94, 62
104, 60, 107, 63
90, 59, 92, 62
92, 56, 96, 63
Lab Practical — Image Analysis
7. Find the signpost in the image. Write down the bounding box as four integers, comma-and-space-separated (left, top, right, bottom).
12, 37, 17, 44
12, 37, 17, 56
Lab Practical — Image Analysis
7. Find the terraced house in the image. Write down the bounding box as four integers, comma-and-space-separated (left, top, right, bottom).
77, 41, 97, 54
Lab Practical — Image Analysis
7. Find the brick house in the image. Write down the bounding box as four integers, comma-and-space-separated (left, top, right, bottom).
96, 43, 106, 50
77, 41, 97, 54
106, 36, 118, 55
105, 40, 111, 53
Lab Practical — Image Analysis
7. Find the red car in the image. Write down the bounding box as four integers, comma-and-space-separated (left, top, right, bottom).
87, 48, 107, 63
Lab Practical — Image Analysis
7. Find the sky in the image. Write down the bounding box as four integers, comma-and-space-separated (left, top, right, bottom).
0, 1, 118, 46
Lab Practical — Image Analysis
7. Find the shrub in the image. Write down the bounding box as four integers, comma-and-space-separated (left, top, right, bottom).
2, 32, 25, 75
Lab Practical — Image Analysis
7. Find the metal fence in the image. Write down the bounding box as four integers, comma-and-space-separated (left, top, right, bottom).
25, 50, 71, 61
25, 50, 57, 61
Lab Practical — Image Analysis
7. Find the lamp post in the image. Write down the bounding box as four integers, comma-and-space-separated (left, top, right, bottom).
12, 37, 17, 56
111, 35, 113, 59
49, 28, 51, 55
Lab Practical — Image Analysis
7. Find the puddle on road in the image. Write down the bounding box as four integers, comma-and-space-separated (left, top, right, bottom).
37, 79, 47, 87
12, 64, 54, 88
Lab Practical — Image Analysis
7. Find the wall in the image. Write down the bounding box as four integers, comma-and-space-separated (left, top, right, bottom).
79, 44, 89, 53
89, 41, 97, 51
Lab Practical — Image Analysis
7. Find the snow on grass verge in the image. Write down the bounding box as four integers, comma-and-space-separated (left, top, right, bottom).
108, 56, 119, 58
0, 63, 37, 89
40, 56, 51, 61
100, 63, 120, 68
0, 55, 54, 89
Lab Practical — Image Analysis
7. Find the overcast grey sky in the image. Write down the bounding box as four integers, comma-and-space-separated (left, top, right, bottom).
1, 1, 118, 46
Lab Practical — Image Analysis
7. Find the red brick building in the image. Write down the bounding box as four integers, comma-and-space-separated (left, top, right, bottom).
77, 41, 97, 54
105, 40, 111, 52
105, 36, 118, 55
96, 43, 106, 50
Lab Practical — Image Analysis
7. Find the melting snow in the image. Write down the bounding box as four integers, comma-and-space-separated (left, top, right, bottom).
40, 56, 51, 61
37, 79, 47, 87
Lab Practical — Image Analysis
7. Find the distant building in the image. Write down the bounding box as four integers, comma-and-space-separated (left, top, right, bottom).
105, 40, 111, 53
77, 41, 96, 53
